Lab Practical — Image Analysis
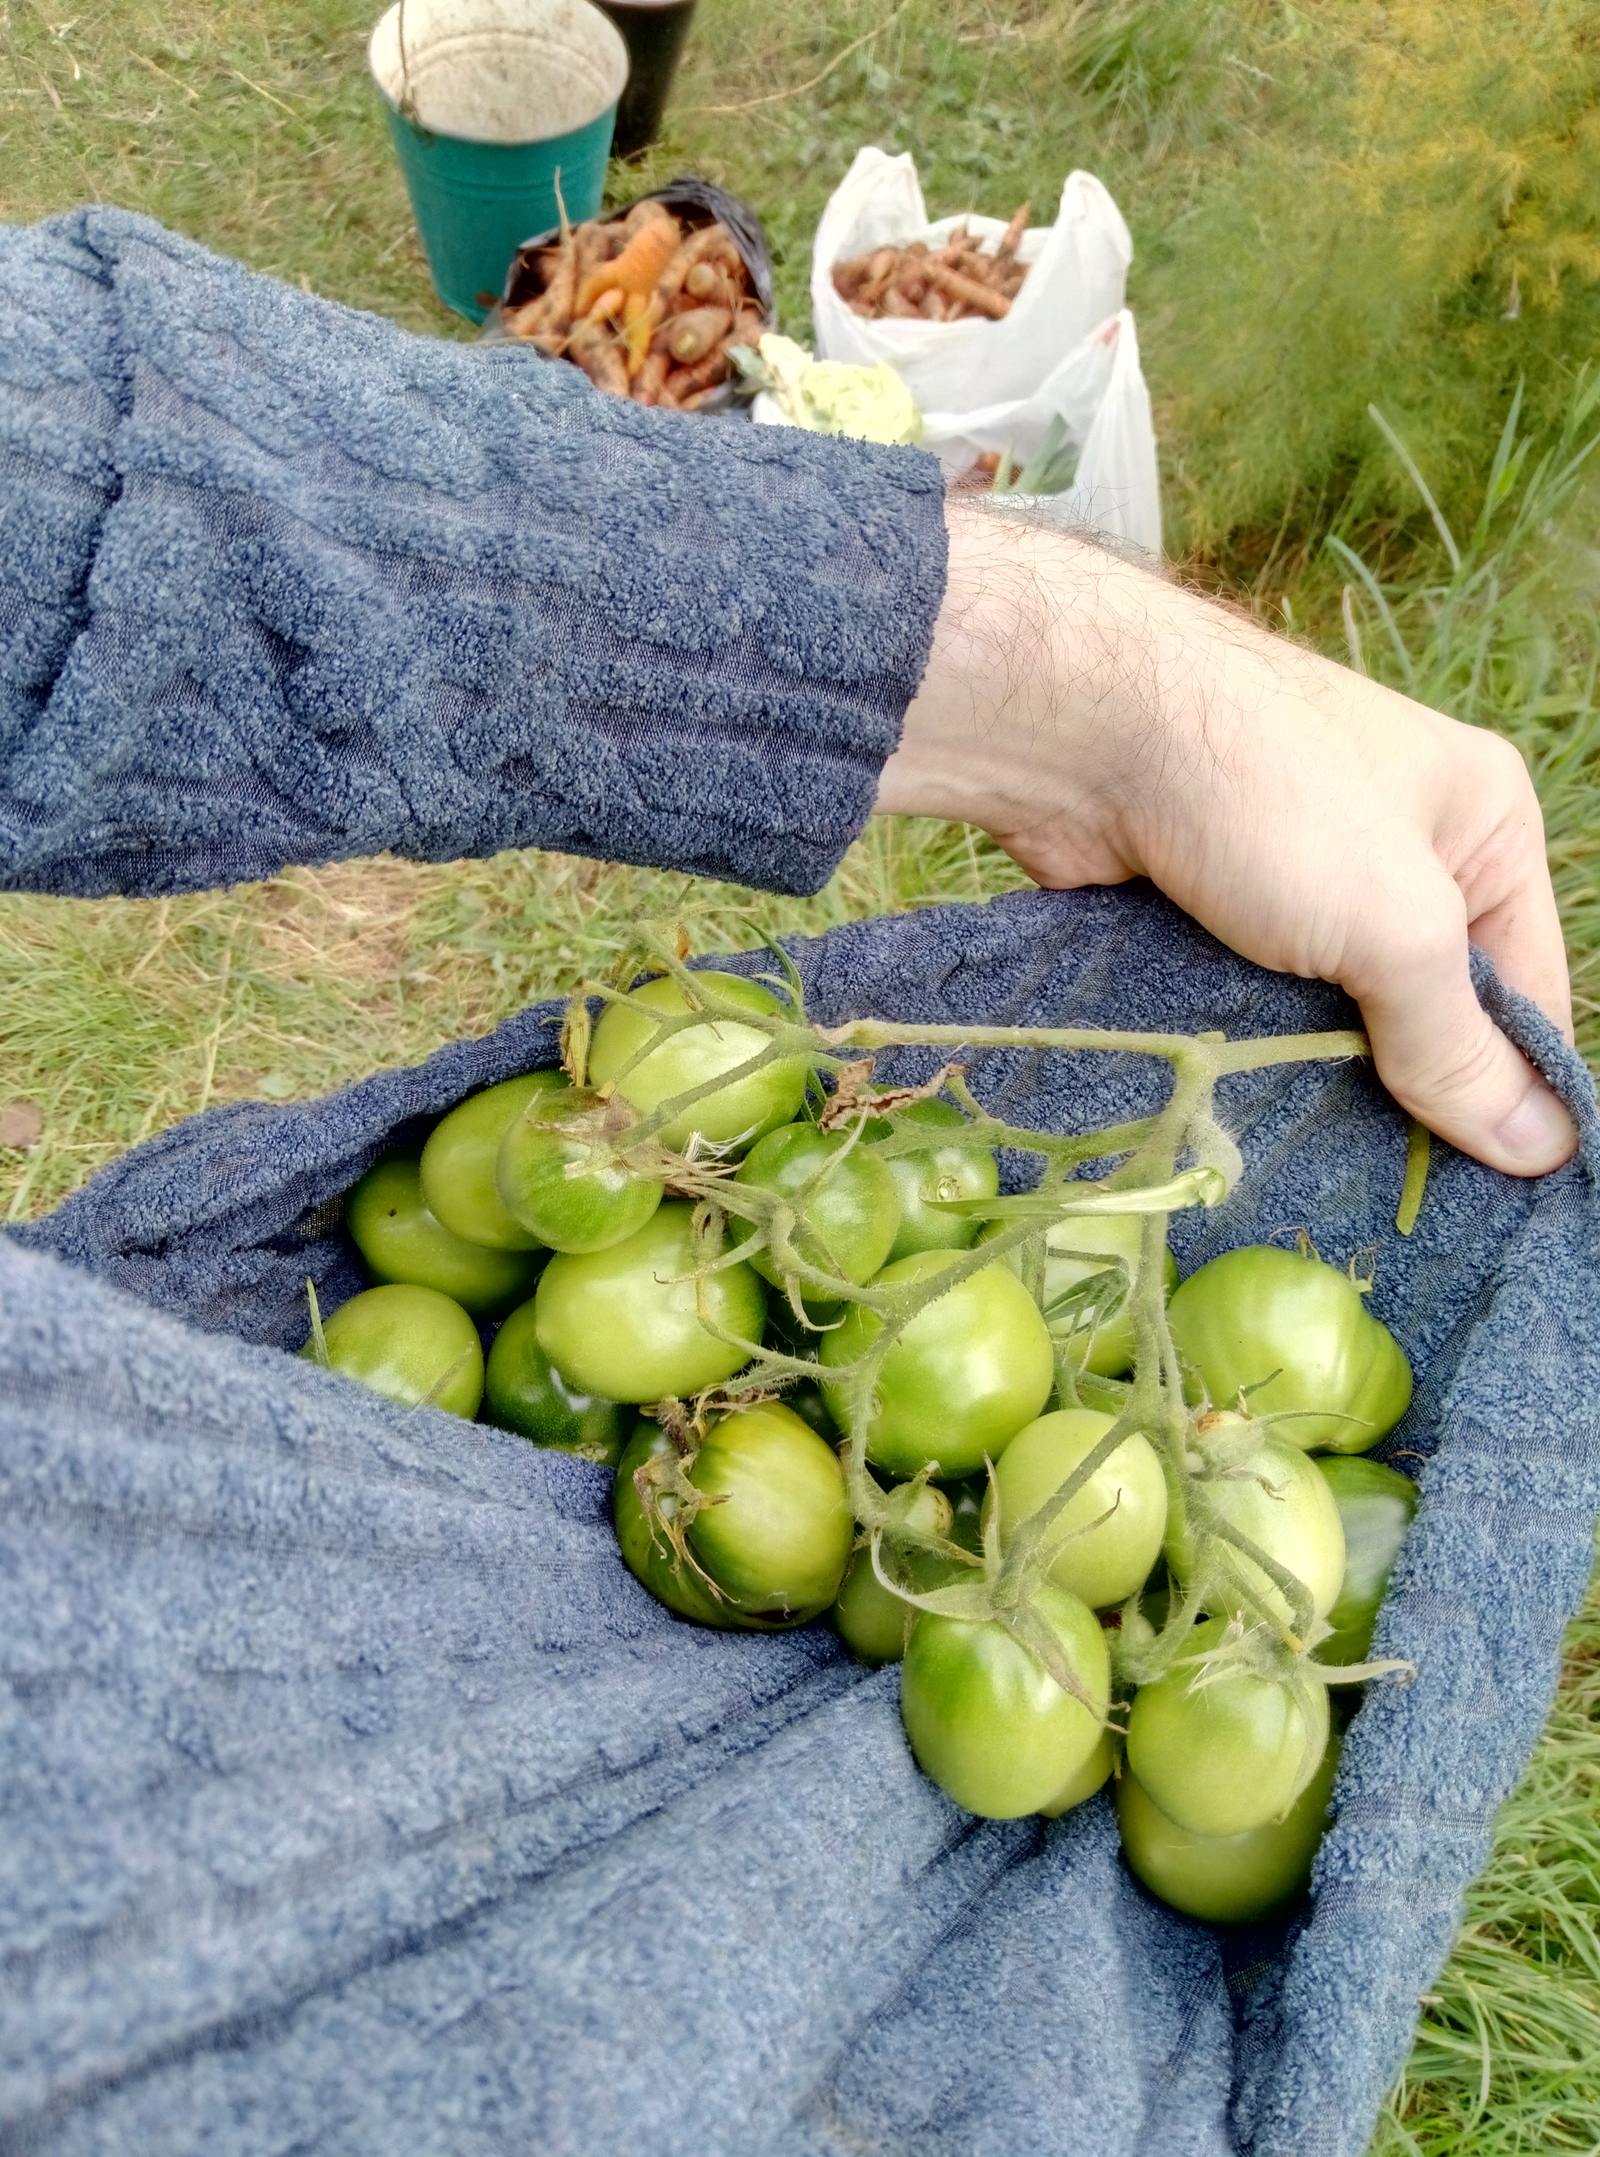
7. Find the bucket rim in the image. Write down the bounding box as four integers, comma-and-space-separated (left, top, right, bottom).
368, 0, 629, 145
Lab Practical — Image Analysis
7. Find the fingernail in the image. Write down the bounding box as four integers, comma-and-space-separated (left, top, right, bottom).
1497, 1081, 1578, 1171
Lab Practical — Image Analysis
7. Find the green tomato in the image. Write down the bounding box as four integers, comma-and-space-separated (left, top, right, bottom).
1040, 1724, 1119, 1817
1167, 1244, 1413, 1453
980, 1211, 1177, 1379
686, 1401, 854, 1622
1117, 1736, 1341, 1924
346, 1154, 543, 1317
832, 1483, 955, 1665
613, 1421, 741, 1629
735, 1123, 901, 1290
1125, 1616, 1330, 1838
900, 1582, 1111, 1818
534, 1202, 766, 1403
862, 1098, 999, 1259
587, 971, 811, 1152
482, 1298, 628, 1463
419, 1073, 565, 1250
495, 1087, 662, 1254
1164, 1423, 1346, 1630
1314, 1455, 1419, 1665
305, 1283, 483, 1419
817, 1251, 1055, 1480
985, 1408, 1168, 1610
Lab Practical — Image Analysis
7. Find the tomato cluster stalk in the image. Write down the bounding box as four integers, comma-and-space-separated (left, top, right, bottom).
565, 940, 1411, 1771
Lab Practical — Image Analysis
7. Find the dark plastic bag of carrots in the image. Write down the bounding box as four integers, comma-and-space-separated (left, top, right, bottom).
485, 179, 775, 413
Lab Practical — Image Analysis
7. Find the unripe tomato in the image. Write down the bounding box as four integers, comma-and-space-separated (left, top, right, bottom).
985, 1408, 1168, 1609
419, 1073, 565, 1250
862, 1098, 999, 1259
686, 1402, 854, 1622
832, 1482, 955, 1665
1040, 1214, 1180, 1378
1164, 1422, 1345, 1629
1167, 1244, 1412, 1452
735, 1123, 901, 1290
495, 1087, 662, 1254
900, 1583, 1111, 1818
1117, 1736, 1340, 1923
981, 1211, 1177, 1378
817, 1251, 1054, 1479
483, 1299, 628, 1463
1125, 1616, 1330, 1838
587, 971, 811, 1152
613, 1421, 740, 1629
1314, 1455, 1418, 1665
305, 1283, 483, 1419
1040, 1724, 1119, 1817
534, 1202, 766, 1403
347, 1154, 542, 1316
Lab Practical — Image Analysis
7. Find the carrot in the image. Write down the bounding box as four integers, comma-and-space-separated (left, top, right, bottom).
659, 347, 730, 407
684, 260, 745, 310
568, 319, 629, 397
635, 349, 670, 405
575, 214, 680, 317
995, 200, 1031, 266
656, 221, 740, 306
660, 305, 732, 365
622, 291, 661, 377
924, 259, 1011, 319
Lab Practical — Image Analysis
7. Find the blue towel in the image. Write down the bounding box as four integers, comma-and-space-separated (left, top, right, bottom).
8, 880, 1598, 2156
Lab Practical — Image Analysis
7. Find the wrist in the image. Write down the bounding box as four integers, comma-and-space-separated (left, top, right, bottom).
876, 501, 1173, 884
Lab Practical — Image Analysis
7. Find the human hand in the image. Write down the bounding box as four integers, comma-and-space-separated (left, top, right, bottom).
876, 503, 1576, 1177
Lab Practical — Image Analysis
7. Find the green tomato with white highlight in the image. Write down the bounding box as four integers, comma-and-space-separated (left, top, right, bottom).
1125, 1616, 1330, 1839
534, 1202, 766, 1404
495, 1087, 662, 1254
862, 1098, 999, 1260
1117, 1735, 1340, 1923
305, 1282, 484, 1419
817, 1250, 1055, 1480
984, 1407, 1168, 1610
900, 1583, 1111, 1819
346, 1153, 542, 1316
482, 1299, 628, 1463
420, 1073, 565, 1250
832, 1482, 955, 1665
735, 1121, 901, 1290
1313, 1455, 1418, 1666
1166, 1243, 1412, 1452
1163, 1422, 1345, 1630
587, 971, 812, 1152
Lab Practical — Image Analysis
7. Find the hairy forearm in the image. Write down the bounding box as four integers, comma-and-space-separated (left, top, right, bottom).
880, 498, 1575, 1175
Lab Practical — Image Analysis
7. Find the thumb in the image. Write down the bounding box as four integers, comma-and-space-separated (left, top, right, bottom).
1353, 924, 1577, 1179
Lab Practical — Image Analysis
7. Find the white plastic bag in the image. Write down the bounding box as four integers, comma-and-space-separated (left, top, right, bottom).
807, 146, 1161, 555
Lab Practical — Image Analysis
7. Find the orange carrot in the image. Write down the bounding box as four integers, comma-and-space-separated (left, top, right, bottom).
622, 292, 660, 377
660, 305, 732, 365
635, 350, 670, 405
585, 285, 626, 324
575, 215, 680, 317
568, 319, 629, 397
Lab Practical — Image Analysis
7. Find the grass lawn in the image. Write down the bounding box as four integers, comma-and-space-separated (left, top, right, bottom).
3, 1, 1600, 2145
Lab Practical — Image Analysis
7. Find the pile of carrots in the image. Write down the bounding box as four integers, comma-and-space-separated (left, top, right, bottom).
503, 199, 764, 409
831, 201, 1032, 322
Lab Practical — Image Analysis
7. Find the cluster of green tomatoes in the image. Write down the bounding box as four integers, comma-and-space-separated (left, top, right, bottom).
308, 964, 1420, 1930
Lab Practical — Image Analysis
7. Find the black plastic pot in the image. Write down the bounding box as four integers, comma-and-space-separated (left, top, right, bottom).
592, 0, 698, 159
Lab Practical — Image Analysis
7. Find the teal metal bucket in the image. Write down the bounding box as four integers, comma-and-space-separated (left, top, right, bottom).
369, 0, 630, 321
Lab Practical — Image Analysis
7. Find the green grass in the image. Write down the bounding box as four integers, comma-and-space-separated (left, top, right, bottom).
3, 3, 1600, 2149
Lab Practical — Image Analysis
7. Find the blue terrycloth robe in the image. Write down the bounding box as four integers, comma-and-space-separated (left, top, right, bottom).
2, 212, 1598, 2157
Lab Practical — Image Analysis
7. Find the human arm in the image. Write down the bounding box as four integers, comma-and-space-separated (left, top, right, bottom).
879, 505, 1576, 1176
0, 208, 944, 900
